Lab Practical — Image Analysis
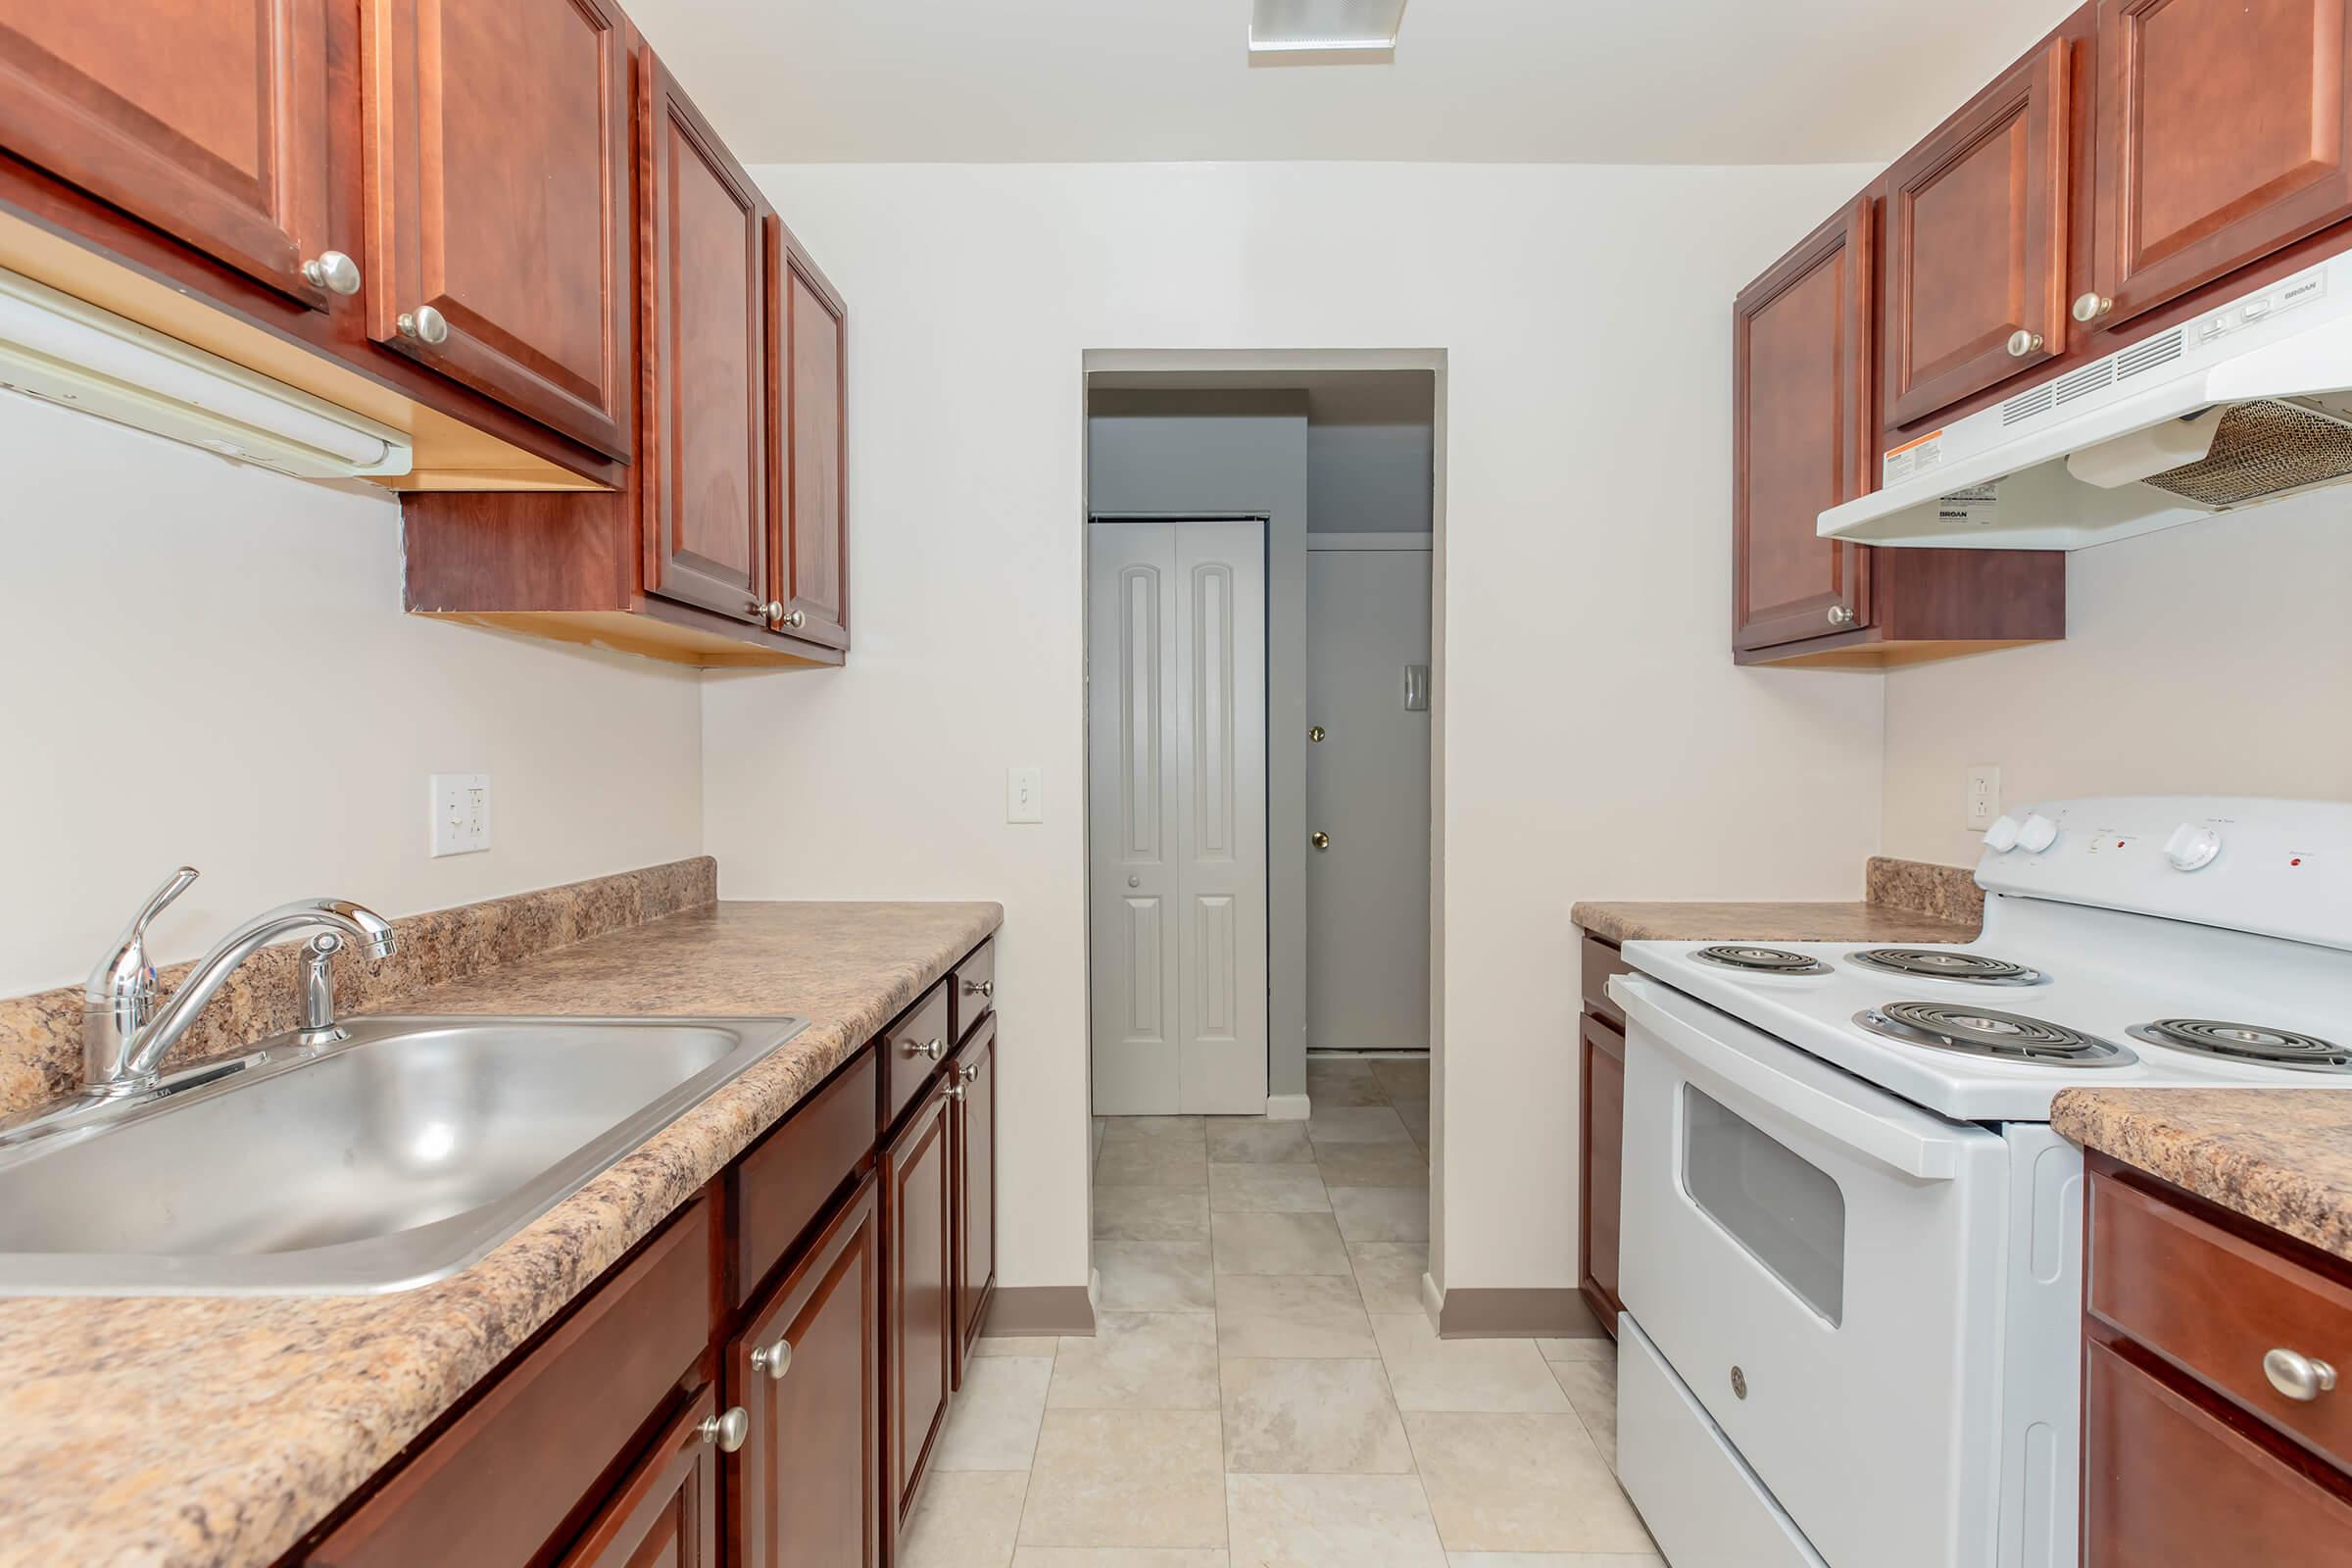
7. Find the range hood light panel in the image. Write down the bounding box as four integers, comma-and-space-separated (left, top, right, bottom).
1250, 0, 1408, 54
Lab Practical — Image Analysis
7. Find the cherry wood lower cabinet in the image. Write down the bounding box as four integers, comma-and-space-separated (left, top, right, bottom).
560, 1388, 722, 1568
1576, 934, 1630, 1335
951, 1014, 999, 1376
2082, 1154, 2352, 1566
885, 1079, 956, 1544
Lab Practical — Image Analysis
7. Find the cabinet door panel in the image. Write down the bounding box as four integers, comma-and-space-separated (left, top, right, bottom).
733, 1176, 882, 1568
557, 1387, 720, 1568
1883, 38, 2070, 425
1579, 1012, 1624, 1331
364, 0, 634, 457
642, 56, 766, 623
886, 1086, 955, 1531
1732, 197, 1873, 652
952, 1016, 998, 1377
768, 218, 851, 651
2095, 0, 2352, 328
0, 0, 332, 303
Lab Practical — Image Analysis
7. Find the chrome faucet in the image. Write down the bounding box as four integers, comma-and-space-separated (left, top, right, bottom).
82, 867, 398, 1096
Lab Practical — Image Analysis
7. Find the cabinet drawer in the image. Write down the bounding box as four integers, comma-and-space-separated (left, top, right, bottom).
2084, 1337, 2352, 1568
731, 1045, 877, 1305
2089, 1172, 2352, 1475
1581, 935, 1629, 1027
881, 981, 954, 1133
951, 937, 997, 1045
309, 1199, 715, 1567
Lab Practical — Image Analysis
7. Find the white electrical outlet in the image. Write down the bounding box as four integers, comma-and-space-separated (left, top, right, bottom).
1006, 767, 1044, 824
1966, 765, 2001, 831
431, 773, 492, 857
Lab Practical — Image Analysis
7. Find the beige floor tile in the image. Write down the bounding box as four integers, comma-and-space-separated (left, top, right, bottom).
1404, 1412, 1653, 1554
1221, 1357, 1414, 1474
1214, 1273, 1377, 1359
975, 1337, 1062, 1358
1551, 1358, 1619, 1471
1100, 1115, 1207, 1145
1304, 1059, 1390, 1108
1372, 1315, 1570, 1413
934, 1355, 1055, 1471
1211, 1211, 1352, 1276
1098, 1142, 1210, 1189
1538, 1337, 1617, 1363
1304, 1104, 1413, 1146
1446, 1557, 1661, 1567
1096, 1242, 1216, 1312
1205, 1118, 1315, 1164
1095, 1187, 1211, 1242
1392, 1098, 1432, 1143
1019, 1409, 1228, 1548
1050, 1312, 1219, 1410
901, 1470, 1029, 1568
1013, 1552, 1229, 1567
1346, 1243, 1430, 1314
1209, 1162, 1331, 1214
1311, 1142, 1430, 1189
1223, 1472, 1449, 1567
1329, 1187, 1431, 1244
1370, 1059, 1430, 1102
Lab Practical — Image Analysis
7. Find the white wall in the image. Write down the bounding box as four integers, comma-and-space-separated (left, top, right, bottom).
0, 392, 705, 997
1884, 496, 2352, 864
705, 161, 1887, 1301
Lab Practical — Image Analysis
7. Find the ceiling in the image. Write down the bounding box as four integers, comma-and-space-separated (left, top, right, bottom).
622, 0, 2071, 166
1091, 370, 1435, 425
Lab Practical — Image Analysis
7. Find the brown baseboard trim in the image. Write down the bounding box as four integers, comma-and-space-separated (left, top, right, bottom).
1437, 1286, 1609, 1340
982, 1285, 1097, 1338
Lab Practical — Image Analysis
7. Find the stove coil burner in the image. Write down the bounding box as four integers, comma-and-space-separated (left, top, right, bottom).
1855, 1001, 2136, 1067
1847, 949, 2046, 986
1693, 945, 1830, 976
2128, 1019, 2352, 1075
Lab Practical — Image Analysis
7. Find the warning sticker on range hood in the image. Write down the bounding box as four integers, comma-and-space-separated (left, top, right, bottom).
1883, 428, 1943, 485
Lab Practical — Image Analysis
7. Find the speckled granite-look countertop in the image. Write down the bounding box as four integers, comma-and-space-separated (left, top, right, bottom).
2053, 1089, 2352, 1264
0, 900, 1001, 1568
1571, 854, 1983, 945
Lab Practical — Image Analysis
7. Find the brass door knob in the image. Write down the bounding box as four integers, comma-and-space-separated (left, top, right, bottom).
1310, 831, 1331, 851
1309, 725, 1326, 743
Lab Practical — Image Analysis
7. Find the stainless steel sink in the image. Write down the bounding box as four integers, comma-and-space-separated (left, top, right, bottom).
0, 1014, 807, 1297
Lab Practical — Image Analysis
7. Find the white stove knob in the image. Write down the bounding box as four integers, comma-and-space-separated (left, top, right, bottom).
2164, 823, 2222, 871
1982, 814, 2023, 853
2016, 812, 2060, 854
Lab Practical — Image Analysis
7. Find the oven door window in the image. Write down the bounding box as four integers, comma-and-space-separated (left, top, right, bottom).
1681, 1083, 1846, 1325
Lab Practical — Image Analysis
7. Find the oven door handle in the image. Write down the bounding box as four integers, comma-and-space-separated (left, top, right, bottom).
1614, 976, 1966, 1183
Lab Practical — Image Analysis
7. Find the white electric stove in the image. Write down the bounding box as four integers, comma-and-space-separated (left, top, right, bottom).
1604, 797, 2352, 1568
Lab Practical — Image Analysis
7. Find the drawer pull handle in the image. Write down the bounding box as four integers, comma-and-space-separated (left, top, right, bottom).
963, 978, 995, 999
752, 1339, 794, 1381
699, 1405, 751, 1452
905, 1037, 945, 1061
2264, 1348, 2338, 1402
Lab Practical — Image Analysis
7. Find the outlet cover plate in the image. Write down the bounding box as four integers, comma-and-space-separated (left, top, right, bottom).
1966, 765, 2000, 831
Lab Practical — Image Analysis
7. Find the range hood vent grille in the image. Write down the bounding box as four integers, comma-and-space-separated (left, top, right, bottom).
2139, 398, 2352, 507
2002, 384, 2054, 424
2051, 361, 2113, 405
2115, 328, 2185, 381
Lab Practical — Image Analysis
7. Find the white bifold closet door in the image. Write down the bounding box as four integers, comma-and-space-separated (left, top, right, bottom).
1087, 519, 1268, 1115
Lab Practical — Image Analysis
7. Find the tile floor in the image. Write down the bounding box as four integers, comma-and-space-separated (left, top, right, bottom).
900, 1054, 1659, 1568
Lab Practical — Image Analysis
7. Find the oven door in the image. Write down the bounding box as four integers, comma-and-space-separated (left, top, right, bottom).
1612, 975, 2008, 1568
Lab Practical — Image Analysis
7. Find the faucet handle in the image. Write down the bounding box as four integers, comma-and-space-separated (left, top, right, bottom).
84, 867, 199, 1032
130, 868, 200, 938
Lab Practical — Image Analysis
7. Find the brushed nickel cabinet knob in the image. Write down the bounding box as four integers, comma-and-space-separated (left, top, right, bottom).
962, 978, 994, 999
778, 608, 808, 630
398, 306, 450, 346
753, 599, 784, 621
2006, 329, 2044, 358
2072, 292, 2115, 322
700, 1405, 751, 1451
302, 251, 363, 296
2264, 1348, 2337, 1402
905, 1037, 945, 1061
1827, 605, 1856, 626
752, 1339, 793, 1381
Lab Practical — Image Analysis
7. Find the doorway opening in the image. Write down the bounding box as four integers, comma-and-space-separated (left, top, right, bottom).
1083, 366, 1440, 1121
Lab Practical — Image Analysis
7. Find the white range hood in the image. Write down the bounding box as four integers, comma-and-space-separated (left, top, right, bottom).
1820, 250, 2352, 550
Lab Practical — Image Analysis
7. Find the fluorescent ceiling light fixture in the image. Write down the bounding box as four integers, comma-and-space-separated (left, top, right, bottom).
1250, 0, 1408, 54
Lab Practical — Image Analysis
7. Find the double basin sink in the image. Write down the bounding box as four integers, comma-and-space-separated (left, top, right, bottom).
0, 1014, 808, 1296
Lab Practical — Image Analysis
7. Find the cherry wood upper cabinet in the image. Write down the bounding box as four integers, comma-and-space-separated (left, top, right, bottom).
1882, 37, 2072, 426
768, 217, 852, 652
0, 0, 335, 305
2091, 0, 2352, 333
362, 0, 635, 459
731, 1176, 882, 1568
1733, 197, 1874, 653
640, 53, 768, 628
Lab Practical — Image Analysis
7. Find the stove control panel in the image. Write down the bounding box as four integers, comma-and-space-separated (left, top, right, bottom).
1978, 797, 2352, 952
1982, 814, 2022, 853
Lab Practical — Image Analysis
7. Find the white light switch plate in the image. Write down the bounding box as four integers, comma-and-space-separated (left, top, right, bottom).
431, 773, 492, 857
1966, 765, 2000, 830
1006, 767, 1044, 824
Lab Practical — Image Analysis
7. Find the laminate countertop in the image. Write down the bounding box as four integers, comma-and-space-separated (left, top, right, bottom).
0, 900, 1002, 1568
1570, 900, 1978, 946
2053, 1089, 2352, 1265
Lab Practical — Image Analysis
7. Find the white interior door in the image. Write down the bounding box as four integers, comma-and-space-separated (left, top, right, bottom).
1304, 543, 1432, 1052
1088, 519, 1269, 1114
